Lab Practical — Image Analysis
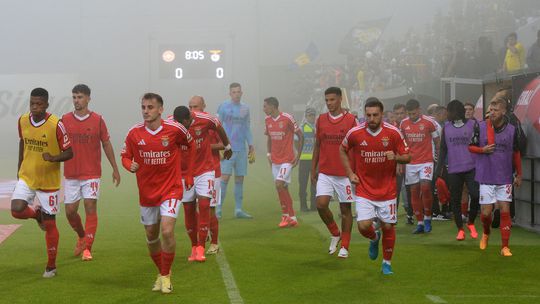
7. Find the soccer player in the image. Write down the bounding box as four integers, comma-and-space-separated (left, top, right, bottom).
11, 88, 73, 278
400, 99, 440, 234
311, 87, 358, 258
121, 93, 195, 293
436, 100, 479, 241
62, 84, 121, 261
174, 100, 232, 262
217, 82, 254, 219
340, 97, 410, 274
188, 96, 226, 255
469, 98, 522, 256
263, 97, 304, 227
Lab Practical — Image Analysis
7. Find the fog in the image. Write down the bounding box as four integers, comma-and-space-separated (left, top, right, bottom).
1, 0, 539, 168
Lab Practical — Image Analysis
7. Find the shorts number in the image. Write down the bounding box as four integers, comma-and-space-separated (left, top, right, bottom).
280, 167, 287, 176
49, 195, 58, 207
208, 179, 215, 190
346, 185, 352, 195
389, 203, 396, 216
90, 182, 99, 193
424, 166, 432, 176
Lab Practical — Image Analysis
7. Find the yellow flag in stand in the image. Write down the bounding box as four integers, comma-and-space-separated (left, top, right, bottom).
341, 87, 351, 110
294, 53, 310, 66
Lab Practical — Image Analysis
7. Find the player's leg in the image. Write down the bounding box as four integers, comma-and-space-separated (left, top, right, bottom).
81, 179, 100, 260
356, 197, 378, 260
464, 171, 479, 239
479, 184, 495, 250
64, 180, 86, 256
208, 177, 221, 254
142, 208, 162, 292
234, 150, 251, 218
333, 176, 354, 256
159, 199, 181, 293
461, 183, 470, 220
218, 152, 234, 218
406, 164, 424, 233
36, 190, 61, 278
275, 163, 296, 227
315, 174, 340, 254
404, 184, 414, 224
447, 172, 465, 240
81, 198, 97, 260
375, 199, 397, 274
194, 172, 214, 261
497, 184, 513, 256
419, 162, 435, 232
11, 180, 40, 227
181, 179, 198, 261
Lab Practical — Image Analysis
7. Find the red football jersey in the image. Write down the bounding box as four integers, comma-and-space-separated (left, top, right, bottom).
400, 115, 439, 164
121, 120, 192, 207
342, 122, 409, 200
265, 112, 299, 164
62, 112, 110, 179
188, 112, 220, 176
316, 112, 359, 176
208, 129, 222, 178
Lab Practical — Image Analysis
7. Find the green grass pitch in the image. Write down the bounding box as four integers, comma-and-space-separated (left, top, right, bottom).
1, 161, 539, 304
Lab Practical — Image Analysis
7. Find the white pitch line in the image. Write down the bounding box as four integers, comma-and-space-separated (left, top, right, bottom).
425, 295, 447, 303
215, 246, 244, 304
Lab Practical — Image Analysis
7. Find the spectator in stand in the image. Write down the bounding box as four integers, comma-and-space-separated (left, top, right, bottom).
503, 32, 525, 73
527, 30, 540, 71
475, 36, 498, 77
453, 41, 471, 78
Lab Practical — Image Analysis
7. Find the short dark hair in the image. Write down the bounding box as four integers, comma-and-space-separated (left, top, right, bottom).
324, 87, 342, 97
490, 98, 507, 109
464, 102, 475, 108
264, 97, 279, 108
229, 82, 241, 90
405, 99, 420, 111
142, 93, 163, 106
31, 87, 49, 102
72, 84, 91, 96
173, 106, 191, 122
364, 97, 384, 112
447, 99, 465, 120
508, 32, 517, 40
393, 103, 405, 111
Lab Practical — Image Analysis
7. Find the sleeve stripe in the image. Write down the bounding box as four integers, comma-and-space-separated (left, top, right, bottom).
344, 125, 363, 141
57, 121, 67, 135
164, 121, 189, 134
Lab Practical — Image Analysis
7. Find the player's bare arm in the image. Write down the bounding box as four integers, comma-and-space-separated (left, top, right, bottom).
102, 140, 121, 186
17, 139, 23, 179
216, 124, 233, 160
184, 139, 197, 190
266, 134, 272, 166
42, 147, 73, 162
339, 144, 359, 184
310, 138, 320, 184
292, 128, 304, 168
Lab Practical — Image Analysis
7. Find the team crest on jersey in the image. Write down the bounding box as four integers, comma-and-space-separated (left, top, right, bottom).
419, 124, 425, 131
381, 137, 390, 147
195, 127, 202, 136
161, 136, 169, 147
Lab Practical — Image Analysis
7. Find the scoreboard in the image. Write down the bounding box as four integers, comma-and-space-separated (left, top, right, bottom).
158, 44, 227, 80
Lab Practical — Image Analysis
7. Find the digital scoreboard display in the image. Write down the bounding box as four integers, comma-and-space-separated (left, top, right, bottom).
158, 44, 227, 80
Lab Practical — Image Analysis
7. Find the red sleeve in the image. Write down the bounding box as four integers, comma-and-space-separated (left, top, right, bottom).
395, 130, 409, 155
513, 151, 522, 177
56, 121, 71, 151
341, 129, 355, 151
99, 116, 111, 142
120, 133, 134, 171
468, 146, 484, 154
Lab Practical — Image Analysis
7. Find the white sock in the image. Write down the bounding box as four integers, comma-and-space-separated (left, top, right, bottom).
424, 216, 432, 220
418, 221, 424, 226
290, 216, 297, 221
383, 259, 391, 265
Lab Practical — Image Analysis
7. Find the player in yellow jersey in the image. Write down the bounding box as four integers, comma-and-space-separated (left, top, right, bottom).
11, 88, 73, 278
